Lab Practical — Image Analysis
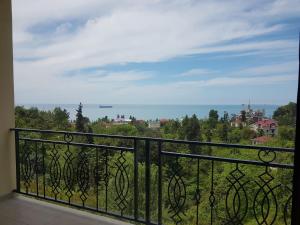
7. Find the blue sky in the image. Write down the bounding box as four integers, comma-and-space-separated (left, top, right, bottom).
12, 0, 300, 105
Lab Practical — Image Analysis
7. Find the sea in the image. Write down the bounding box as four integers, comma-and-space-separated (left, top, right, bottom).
18, 104, 279, 121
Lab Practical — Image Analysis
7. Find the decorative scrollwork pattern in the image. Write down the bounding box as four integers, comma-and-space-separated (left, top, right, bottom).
258, 150, 276, 164
49, 144, 62, 198
21, 141, 33, 192
253, 166, 280, 225
225, 164, 249, 225
77, 148, 90, 204
94, 150, 110, 185
284, 186, 292, 225
167, 159, 186, 225
64, 133, 73, 143
114, 151, 129, 214
63, 147, 75, 200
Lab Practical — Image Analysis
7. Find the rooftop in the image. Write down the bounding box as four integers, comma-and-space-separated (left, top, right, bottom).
255, 118, 277, 127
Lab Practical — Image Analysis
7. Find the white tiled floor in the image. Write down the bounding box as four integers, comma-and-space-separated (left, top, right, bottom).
0, 194, 132, 225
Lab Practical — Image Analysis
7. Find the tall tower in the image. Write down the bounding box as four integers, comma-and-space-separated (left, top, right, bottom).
248, 99, 251, 111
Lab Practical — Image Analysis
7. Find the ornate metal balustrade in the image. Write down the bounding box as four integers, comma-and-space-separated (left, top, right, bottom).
12, 128, 294, 225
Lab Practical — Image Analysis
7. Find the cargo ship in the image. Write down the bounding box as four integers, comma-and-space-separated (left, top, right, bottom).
99, 105, 113, 108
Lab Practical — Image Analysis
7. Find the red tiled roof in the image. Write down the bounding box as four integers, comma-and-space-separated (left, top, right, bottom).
255, 119, 277, 128
160, 119, 169, 123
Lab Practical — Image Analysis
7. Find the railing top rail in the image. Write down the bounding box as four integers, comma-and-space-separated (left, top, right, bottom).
162, 151, 294, 169
11, 128, 295, 153
19, 137, 134, 152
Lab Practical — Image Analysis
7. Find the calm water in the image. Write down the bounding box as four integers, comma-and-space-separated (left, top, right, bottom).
18, 104, 279, 121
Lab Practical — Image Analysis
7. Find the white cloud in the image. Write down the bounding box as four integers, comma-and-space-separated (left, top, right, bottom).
196, 74, 297, 87
188, 39, 297, 55
178, 69, 216, 77
13, 1, 299, 66
85, 70, 153, 82
12, 0, 300, 104
238, 61, 298, 76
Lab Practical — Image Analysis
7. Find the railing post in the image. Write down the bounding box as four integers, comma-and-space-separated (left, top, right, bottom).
145, 139, 151, 224
15, 130, 20, 192
95, 147, 99, 210
157, 140, 162, 225
291, 33, 300, 225
134, 139, 139, 221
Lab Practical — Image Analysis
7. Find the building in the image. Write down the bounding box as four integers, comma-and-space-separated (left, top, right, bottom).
250, 110, 265, 123
230, 117, 247, 128
250, 118, 278, 136
159, 118, 169, 126
148, 119, 169, 129
135, 119, 146, 124
230, 102, 265, 127
148, 120, 161, 129
112, 115, 132, 125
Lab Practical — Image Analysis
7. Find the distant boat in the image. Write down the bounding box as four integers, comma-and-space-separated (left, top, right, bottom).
99, 105, 113, 108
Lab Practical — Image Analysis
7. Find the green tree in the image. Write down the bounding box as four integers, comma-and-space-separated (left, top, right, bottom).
257, 129, 264, 137
208, 109, 219, 128
241, 127, 256, 140
53, 107, 70, 130
163, 120, 181, 136
180, 115, 201, 141
228, 128, 241, 143
15, 106, 53, 129
217, 122, 229, 142
179, 115, 189, 139
278, 126, 295, 141
86, 126, 95, 144
179, 115, 201, 153
75, 103, 85, 132
221, 111, 229, 123
273, 102, 296, 126
186, 114, 201, 141
205, 129, 212, 142
217, 111, 230, 142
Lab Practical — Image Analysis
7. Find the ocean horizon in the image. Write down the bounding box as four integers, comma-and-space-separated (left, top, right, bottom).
18, 104, 280, 121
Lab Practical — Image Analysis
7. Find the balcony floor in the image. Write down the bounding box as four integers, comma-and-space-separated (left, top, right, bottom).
0, 194, 132, 225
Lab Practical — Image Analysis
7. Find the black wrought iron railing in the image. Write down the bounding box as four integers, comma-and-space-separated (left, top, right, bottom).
11, 128, 294, 225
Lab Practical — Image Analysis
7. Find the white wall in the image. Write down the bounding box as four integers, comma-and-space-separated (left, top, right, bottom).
0, 0, 16, 197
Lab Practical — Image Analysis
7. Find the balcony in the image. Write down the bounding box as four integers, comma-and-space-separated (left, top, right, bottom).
0, 0, 300, 224
1, 128, 294, 225
0, 194, 130, 225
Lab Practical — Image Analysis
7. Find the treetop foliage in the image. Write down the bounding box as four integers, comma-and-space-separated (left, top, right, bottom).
15, 102, 296, 148
273, 102, 296, 126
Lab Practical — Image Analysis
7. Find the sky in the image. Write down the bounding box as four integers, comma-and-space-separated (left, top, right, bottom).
12, 0, 300, 105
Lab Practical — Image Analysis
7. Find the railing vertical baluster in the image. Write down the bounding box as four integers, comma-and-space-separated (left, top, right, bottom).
42, 143, 46, 198
24, 140, 29, 194
105, 148, 108, 212
145, 139, 151, 224
158, 140, 162, 225
209, 160, 215, 225
66, 143, 71, 205
196, 158, 200, 225
96, 147, 99, 211
15, 130, 20, 192
35, 142, 39, 196
134, 139, 139, 220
